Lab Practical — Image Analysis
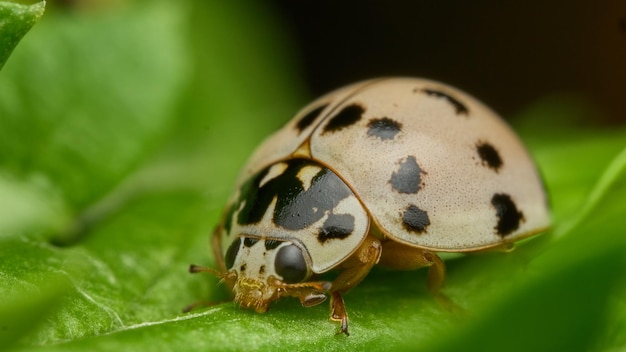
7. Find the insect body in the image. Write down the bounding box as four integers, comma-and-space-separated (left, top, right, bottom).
190, 77, 550, 335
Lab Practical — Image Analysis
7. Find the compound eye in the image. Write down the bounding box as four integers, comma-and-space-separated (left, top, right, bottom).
274, 243, 308, 283
225, 237, 242, 269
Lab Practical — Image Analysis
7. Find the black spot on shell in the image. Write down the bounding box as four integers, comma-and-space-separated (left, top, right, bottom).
265, 239, 282, 250
318, 214, 355, 243
235, 166, 271, 226
367, 117, 402, 141
296, 104, 328, 134
274, 164, 353, 231
243, 237, 259, 247
402, 205, 430, 234
240, 263, 247, 272
259, 265, 266, 275
476, 142, 503, 172
390, 156, 423, 194
322, 104, 364, 134
225, 237, 242, 270
491, 193, 525, 237
235, 159, 354, 232
423, 88, 469, 116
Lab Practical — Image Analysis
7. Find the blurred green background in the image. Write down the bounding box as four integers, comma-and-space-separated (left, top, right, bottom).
0, 1, 624, 351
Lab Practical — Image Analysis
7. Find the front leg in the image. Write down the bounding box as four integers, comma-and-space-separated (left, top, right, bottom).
328, 235, 382, 335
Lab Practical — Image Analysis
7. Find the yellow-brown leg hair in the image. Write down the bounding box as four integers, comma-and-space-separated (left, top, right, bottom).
329, 235, 382, 336
379, 241, 457, 311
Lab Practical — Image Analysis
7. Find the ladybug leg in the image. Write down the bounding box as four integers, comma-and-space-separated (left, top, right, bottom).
379, 241, 455, 309
330, 291, 349, 335
329, 236, 383, 336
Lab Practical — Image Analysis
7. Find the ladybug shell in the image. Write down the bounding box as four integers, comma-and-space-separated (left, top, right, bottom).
222, 77, 550, 273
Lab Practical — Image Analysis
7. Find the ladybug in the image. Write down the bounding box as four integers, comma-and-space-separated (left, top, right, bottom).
189, 77, 550, 335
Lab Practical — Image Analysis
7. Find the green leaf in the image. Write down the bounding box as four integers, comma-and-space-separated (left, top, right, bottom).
0, 191, 217, 346
1, 1, 625, 351
0, 270, 69, 348
0, 0, 45, 70
0, 0, 188, 239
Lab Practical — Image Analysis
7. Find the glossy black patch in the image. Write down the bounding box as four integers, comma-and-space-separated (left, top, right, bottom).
476, 142, 503, 172
318, 214, 355, 243
367, 117, 402, 141
296, 104, 328, 134
275, 244, 307, 283
235, 166, 271, 225
225, 237, 242, 269
423, 88, 469, 115
390, 156, 423, 194
322, 104, 364, 134
235, 159, 354, 232
243, 237, 259, 247
265, 239, 282, 250
402, 205, 430, 233
491, 193, 525, 237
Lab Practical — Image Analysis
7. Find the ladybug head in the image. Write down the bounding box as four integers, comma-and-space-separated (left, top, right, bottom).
189, 236, 330, 312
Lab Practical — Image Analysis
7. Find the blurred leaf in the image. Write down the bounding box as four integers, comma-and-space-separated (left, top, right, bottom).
0, 0, 188, 226
0, 0, 45, 70
514, 96, 626, 225
0, 191, 216, 345
131, 0, 307, 201
531, 130, 626, 226
0, 270, 69, 348
0, 172, 66, 240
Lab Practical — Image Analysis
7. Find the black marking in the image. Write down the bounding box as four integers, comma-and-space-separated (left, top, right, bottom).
423, 88, 469, 115
296, 104, 328, 134
240, 263, 247, 272
402, 205, 430, 234
367, 117, 402, 141
243, 237, 259, 247
235, 166, 270, 226
225, 237, 242, 269
259, 265, 266, 275
235, 159, 354, 232
491, 193, 525, 237
476, 142, 503, 172
265, 239, 282, 250
390, 156, 423, 194
322, 104, 364, 134
318, 214, 355, 243
275, 244, 307, 283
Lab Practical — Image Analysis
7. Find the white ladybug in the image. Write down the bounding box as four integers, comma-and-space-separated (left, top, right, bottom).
189, 77, 550, 335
